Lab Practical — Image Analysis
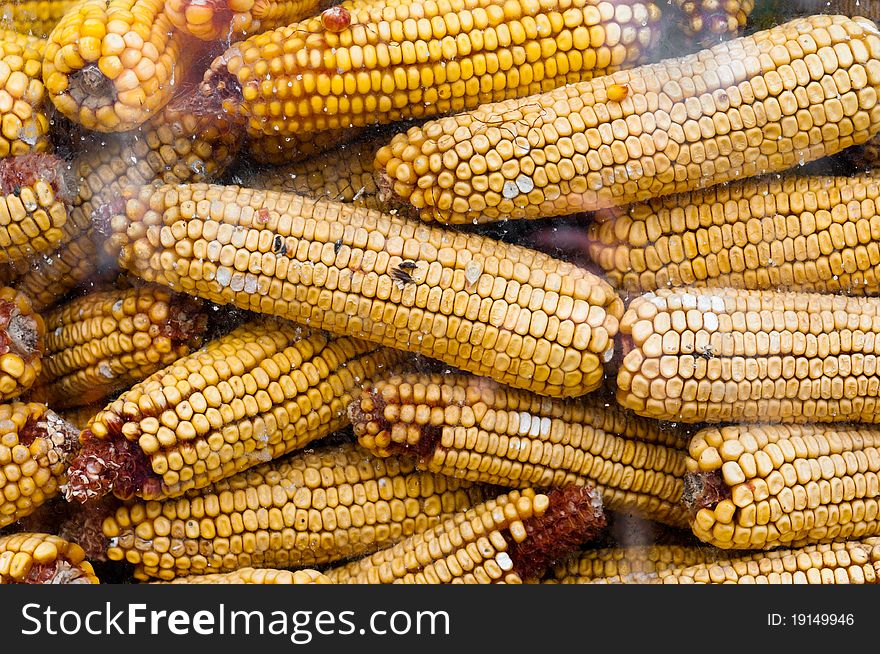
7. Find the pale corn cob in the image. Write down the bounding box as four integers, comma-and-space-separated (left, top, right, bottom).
543, 544, 724, 582
246, 127, 367, 165
101, 442, 489, 580
378, 14, 880, 223
0, 532, 98, 583
351, 372, 689, 526
42, 0, 192, 131
593, 537, 880, 583
0, 286, 44, 400
108, 183, 623, 398
669, 0, 755, 45
166, 0, 327, 41
0, 36, 50, 156
0, 153, 73, 266
162, 567, 332, 584
64, 317, 404, 501
587, 174, 880, 294
202, 0, 661, 137
327, 486, 605, 583
685, 424, 880, 549
32, 285, 209, 409
0, 403, 79, 529
0, 1, 78, 39
616, 287, 880, 423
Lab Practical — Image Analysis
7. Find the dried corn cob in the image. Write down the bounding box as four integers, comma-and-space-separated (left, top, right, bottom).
0, 153, 73, 266
101, 442, 489, 580
587, 174, 880, 295
42, 0, 192, 131
109, 183, 623, 398
617, 287, 880, 423
0, 36, 50, 156
58, 401, 104, 430
0, 287, 44, 400
327, 486, 605, 583
202, 0, 661, 137
0, 0, 78, 39
246, 127, 366, 165
379, 14, 880, 224
162, 567, 332, 584
543, 544, 724, 582
32, 285, 209, 409
850, 132, 880, 169
685, 424, 880, 549
0, 532, 98, 583
166, 0, 327, 41
594, 537, 880, 583
669, 0, 755, 45
65, 317, 403, 501
0, 402, 79, 529
351, 372, 689, 526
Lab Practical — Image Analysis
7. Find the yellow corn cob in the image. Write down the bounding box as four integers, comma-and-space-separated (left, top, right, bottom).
109, 183, 623, 398
0, 27, 48, 51
543, 544, 724, 582
327, 486, 605, 583
42, 0, 192, 131
65, 317, 404, 502
378, 14, 880, 224
617, 287, 880, 423
0, 36, 50, 156
166, 0, 327, 41
0, 402, 79, 529
101, 442, 489, 580
0, 286, 44, 400
0, 532, 99, 583
162, 567, 333, 584
669, 0, 755, 45
351, 372, 689, 526
587, 174, 880, 295
0, 1, 78, 39
0, 153, 74, 266
593, 537, 880, 583
58, 401, 104, 429
202, 0, 661, 138
32, 284, 209, 409
246, 127, 367, 165
685, 424, 880, 549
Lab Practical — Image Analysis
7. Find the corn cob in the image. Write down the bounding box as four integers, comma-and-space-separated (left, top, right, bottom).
42, 0, 192, 131
166, 0, 328, 41
351, 372, 689, 526
100, 442, 489, 580
616, 287, 880, 423
0, 402, 79, 529
0, 36, 50, 156
587, 174, 880, 295
109, 183, 623, 398
0, 1, 78, 39
0, 287, 44, 400
0, 153, 74, 266
543, 544, 724, 582
246, 127, 366, 165
0, 532, 99, 583
65, 317, 403, 502
593, 537, 880, 583
327, 486, 605, 583
162, 567, 333, 584
202, 0, 661, 138
32, 285, 209, 409
669, 0, 755, 45
850, 132, 880, 169
685, 423, 880, 549
58, 401, 104, 430
378, 14, 880, 224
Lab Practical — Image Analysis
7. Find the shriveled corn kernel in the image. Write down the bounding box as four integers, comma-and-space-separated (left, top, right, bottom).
593, 538, 880, 584
668, 0, 755, 46
166, 0, 327, 41
379, 15, 880, 223
587, 174, 880, 294
32, 285, 208, 409
0, 286, 44, 400
161, 567, 333, 584
109, 183, 623, 398
65, 317, 403, 501
351, 372, 689, 526
542, 544, 725, 582
0, 37, 50, 157
328, 486, 605, 584
0, 532, 98, 583
101, 442, 488, 580
201, 0, 661, 137
617, 287, 880, 423
0, 1, 78, 39
0, 403, 79, 529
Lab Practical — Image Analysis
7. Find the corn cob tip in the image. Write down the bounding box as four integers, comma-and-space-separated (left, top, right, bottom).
0, 152, 75, 202
0, 295, 42, 361
507, 486, 606, 580
681, 470, 731, 519
0, 533, 99, 584
200, 45, 242, 105
348, 386, 442, 460
63, 430, 154, 503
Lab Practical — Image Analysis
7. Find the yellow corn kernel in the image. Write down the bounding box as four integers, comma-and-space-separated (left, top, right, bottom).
0, 532, 99, 583
794, 0, 880, 21
166, 0, 326, 41
0, 37, 50, 157
543, 545, 725, 582
161, 568, 333, 584
0, 1, 78, 39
